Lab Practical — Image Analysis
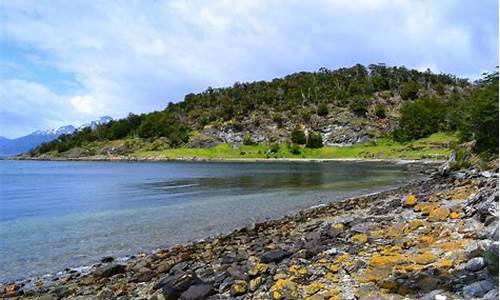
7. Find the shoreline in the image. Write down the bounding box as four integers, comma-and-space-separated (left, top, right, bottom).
7, 155, 445, 165
3, 166, 498, 299
0, 178, 418, 285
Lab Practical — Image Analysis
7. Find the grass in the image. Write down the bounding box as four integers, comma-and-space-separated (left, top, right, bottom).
132, 132, 457, 161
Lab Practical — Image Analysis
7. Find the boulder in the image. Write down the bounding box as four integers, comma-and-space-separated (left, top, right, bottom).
462, 280, 495, 298
260, 250, 290, 263
179, 284, 213, 300
155, 271, 200, 300
94, 264, 126, 278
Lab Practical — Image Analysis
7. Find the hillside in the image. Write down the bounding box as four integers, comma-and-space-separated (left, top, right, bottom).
26, 64, 497, 160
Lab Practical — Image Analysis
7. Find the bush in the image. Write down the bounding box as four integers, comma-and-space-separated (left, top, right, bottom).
306, 131, 323, 148
374, 104, 386, 118
291, 126, 307, 144
268, 143, 280, 153
317, 102, 329, 117
243, 133, 254, 145
289, 144, 301, 155
401, 81, 420, 100
393, 97, 446, 141
349, 96, 369, 116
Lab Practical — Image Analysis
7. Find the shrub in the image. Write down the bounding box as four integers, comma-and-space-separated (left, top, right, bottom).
243, 133, 254, 145
291, 126, 307, 144
289, 144, 301, 155
374, 104, 386, 118
349, 96, 369, 116
302, 110, 312, 122
401, 81, 420, 100
317, 102, 329, 117
306, 131, 323, 148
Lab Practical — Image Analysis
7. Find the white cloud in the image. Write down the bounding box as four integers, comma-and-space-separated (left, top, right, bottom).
1, 0, 498, 137
70, 95, 104, 115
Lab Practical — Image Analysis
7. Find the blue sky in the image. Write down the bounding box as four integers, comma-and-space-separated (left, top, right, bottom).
1, 0, 498, 138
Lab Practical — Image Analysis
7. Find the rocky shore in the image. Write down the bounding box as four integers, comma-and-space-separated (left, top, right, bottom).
2, 166, 498, 300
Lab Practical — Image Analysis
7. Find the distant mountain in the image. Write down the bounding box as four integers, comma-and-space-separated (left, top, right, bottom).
0, 116, 112, 157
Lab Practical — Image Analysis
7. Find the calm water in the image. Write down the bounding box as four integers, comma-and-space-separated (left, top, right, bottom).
0, 160, 414, 282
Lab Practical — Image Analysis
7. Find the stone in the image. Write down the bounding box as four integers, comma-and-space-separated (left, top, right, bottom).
94, 264, 126, 278
428, 206, 450, 221
135, 268, 155, 282
449, 211, 460, 219
4, 283, 19, 295
179, 284, 213, 300
100, 256, 114, 263
260, 249, 289, 263
351, 222, 378, 234
464, 257, 486, 272
247, 263, 269, 277
249, 276, 262, 292
462, 280, 495, 298
230, 280, 247, 296
156, 271, 199, 300
96, 287, 114, 299
405, 194, 417, 206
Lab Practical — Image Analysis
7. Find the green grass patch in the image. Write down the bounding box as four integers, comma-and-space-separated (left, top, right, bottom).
133, 132, 456, 160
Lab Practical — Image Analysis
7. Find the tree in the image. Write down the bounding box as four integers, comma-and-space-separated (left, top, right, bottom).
393, 97, 446, 141
291, 126, 307, 144
306, 131, 323, 148
317, 102, 329, 117
401, 81, 420, 100
468, 73, 499, 153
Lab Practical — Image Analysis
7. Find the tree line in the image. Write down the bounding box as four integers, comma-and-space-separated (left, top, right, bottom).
31, 64, 497, 156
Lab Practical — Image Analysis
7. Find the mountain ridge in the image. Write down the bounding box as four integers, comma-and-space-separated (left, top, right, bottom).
0, 116, 112, 156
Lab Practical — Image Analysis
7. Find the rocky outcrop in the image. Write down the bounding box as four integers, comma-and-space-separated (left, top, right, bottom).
2, 167, 498, 299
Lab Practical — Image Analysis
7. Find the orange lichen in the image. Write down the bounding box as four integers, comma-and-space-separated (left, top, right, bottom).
406, 194, 417, 206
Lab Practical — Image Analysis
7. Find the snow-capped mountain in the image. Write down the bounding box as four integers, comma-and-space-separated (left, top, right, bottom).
0, 116, 113, 157
78, 116, 113, 130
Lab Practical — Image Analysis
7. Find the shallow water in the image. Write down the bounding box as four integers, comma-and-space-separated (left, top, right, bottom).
0, 160, 414, 282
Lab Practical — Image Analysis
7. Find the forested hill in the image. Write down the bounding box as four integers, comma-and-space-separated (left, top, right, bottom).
30, 64, 498, 158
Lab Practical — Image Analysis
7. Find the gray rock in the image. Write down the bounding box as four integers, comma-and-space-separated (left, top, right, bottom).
482, 288, 499, 300
260, 249, 289, 263
94, 264, 126, 278
464, 257, 486, 272
155, 271, 200, 300
351, 222, 378, 234
180, 284, 213, 300
462, 280, 495, 298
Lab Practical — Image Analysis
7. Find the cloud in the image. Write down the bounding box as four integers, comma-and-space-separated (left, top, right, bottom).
1, 0, 498, 137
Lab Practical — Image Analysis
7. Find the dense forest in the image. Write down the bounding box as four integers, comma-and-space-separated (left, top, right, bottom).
30, 64, 498, 157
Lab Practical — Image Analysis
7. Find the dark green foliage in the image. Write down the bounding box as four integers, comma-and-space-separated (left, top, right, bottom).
393, 97, 446, 141
401, 81, 420, 100
306, 131, 323, 148
243, 133, 254, 145
291, 126, 307, 144
317, 102, 329, 117
289, 144, 301, 155
349, 96, 369, 116
374, 104, 386, 118
469, 73, 499, 153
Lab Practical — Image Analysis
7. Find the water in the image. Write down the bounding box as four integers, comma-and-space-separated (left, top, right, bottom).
0, 160, 414, 282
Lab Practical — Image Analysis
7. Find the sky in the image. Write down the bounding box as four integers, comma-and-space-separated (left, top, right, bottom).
1, 0, 498, 138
